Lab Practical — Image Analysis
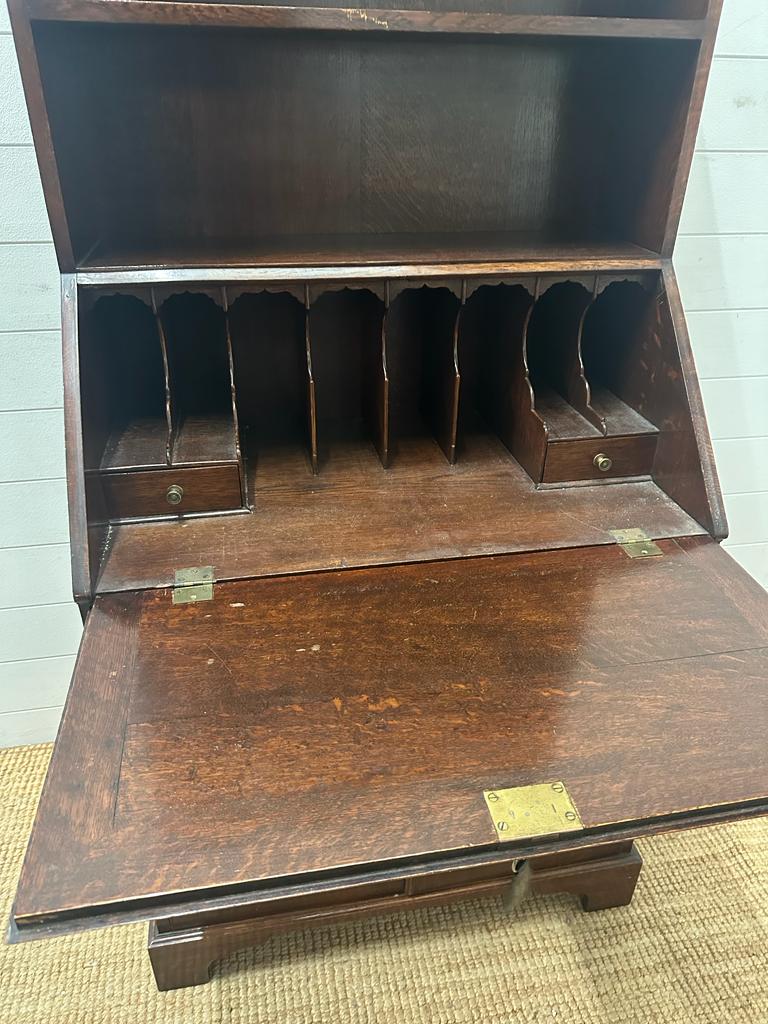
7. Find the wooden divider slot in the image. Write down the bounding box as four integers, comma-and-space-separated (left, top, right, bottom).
377, 283, 392, 468
457, 281, 535, 463
159, 294, 239, 467
308, 288, 387, 470
150, 289, 174, 467
386, 285, 462, 465
221, 288, 245, 491
581, 281, 662, 437
229, 290, 313, 482
78, 271, 678, 505
444, 282, 465, 465
81, 294, 170, 473
535, 278, 662, 485
526, 282, 604, 440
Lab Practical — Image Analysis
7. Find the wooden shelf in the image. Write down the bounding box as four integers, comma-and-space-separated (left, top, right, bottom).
76, 235, 661, 283
100, 418, 168, 472
534, 388, 604, 441
27, 0, 707, 40
533, 387, 659, 442
172, 414, 238, 466
589, 387, 659, 437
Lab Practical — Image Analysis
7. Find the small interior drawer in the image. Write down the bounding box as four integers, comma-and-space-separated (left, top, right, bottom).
100, 465, 242, 520
542, 434, 658, 484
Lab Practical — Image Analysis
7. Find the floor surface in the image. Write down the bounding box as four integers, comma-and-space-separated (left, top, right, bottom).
1, 743, 766, 1023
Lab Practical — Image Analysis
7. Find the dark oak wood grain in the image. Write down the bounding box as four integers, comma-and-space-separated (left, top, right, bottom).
11, 540, 768, 942
80, 293, 170, 473
23, 0, 709, 38
96, 434, 706, 593
31, 12, 698, 266
78, 268, 714, 546
13, 0, 721, 271
309, 288, 387, 467
100, 419, 169, 472
77, 247, 662, 285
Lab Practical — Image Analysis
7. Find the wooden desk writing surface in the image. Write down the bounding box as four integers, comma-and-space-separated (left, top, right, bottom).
13, 539, 768, 940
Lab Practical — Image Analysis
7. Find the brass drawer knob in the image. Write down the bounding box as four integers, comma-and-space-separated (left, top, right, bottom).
166, 484, 184, 506
593, 453, 613, 473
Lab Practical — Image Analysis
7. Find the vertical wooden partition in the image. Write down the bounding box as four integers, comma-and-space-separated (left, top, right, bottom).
303, 285, 319, 474
149, 289, 174, 467
221, 288, 244, 482
377, 282, 393, 468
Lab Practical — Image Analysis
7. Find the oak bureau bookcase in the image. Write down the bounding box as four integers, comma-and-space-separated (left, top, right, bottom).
8, 0, 768, 992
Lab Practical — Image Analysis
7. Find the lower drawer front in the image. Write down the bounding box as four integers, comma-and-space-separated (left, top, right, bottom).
542, 433, 658, 484
407, 860, 518, 896
101, 464, 242, 520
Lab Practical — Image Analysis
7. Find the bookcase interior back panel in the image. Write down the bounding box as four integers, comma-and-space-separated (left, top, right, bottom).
33, 21, 699, 267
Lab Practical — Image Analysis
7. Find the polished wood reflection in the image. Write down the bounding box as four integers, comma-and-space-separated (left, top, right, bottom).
13, 538, 768, 939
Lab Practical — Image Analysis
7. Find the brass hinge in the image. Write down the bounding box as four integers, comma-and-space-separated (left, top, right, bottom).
484, 781, 584, 842
172, 566, 215, 604
609, 528, 663, 559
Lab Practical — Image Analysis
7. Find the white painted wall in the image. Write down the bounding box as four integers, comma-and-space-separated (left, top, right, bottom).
0, 1, 766, 746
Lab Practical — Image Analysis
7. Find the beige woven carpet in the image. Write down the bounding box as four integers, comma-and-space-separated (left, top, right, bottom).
1, 745, 766, 1024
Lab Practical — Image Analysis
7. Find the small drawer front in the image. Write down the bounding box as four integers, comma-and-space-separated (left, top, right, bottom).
542, 434, 658, 484
101, 464, 242, 520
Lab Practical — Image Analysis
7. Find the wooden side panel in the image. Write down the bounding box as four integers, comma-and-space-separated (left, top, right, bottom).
59, 275, 92, 611
6, 0, 74, 269
655, 264, 726, 537
660, 0, 725, 254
